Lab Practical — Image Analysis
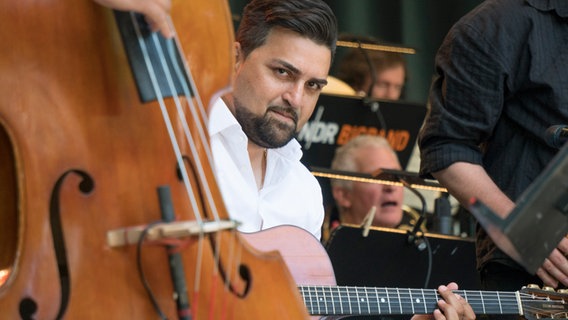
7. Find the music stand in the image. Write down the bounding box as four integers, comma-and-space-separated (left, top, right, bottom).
469, 143, 568, 274
310, 166, 446, 193
297, 93, 426, 170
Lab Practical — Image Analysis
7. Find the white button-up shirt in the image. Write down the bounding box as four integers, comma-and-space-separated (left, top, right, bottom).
208, 98, 324, 239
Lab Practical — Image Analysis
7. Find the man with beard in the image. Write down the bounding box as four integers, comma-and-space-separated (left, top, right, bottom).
207, 0, 337, 240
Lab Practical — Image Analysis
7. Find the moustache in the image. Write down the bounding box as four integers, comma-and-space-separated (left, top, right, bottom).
266, 106, 299, 123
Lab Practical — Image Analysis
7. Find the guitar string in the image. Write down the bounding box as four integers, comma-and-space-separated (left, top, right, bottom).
299, 286, 540, 305
298, 286, 537, 315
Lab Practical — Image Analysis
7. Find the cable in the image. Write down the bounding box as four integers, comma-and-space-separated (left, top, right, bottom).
401, 179, 433, 288
136, 221, 168, 320
421, 236, 433, 289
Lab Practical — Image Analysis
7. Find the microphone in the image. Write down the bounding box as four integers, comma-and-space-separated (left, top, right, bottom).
157, 186, 191, 320
433, 192, 452, 235
545, 125, 568, 149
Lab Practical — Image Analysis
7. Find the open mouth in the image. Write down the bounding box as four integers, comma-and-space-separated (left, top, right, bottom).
381, 201, 398, 208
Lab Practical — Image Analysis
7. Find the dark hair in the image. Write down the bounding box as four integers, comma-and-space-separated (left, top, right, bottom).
236, 0, 338, 61
335, 37, 407, 92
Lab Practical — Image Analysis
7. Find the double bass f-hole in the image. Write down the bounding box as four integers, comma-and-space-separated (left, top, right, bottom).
18, 170, 94, 320
48, 170, 94, 320
18, 169, 94, 320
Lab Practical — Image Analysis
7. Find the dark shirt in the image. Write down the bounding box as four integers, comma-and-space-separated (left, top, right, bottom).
419, 0, 568, 271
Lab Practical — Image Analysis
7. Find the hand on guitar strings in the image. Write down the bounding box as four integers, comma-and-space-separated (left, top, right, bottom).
410, 282, 476, 320
92, 0, 174, 38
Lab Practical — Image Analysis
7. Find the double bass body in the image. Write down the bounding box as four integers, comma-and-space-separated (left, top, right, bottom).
0, 0, 308, 318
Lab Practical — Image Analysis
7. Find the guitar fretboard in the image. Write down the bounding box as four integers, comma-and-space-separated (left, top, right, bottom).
299, 285, 522, 316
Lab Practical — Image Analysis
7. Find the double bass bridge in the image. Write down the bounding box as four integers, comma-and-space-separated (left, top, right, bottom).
106, 219, 240, 247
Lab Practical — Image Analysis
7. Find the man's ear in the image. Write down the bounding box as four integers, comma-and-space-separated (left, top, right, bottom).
332, 186, 352, 208
234, 42, 243, 70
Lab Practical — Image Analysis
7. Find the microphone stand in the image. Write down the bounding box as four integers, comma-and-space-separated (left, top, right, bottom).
400, 179, 427, 248
355, 39, 389, 133
400, 178, 433, 288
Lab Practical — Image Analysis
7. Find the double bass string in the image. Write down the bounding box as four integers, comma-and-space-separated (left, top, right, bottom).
129, 13, 204, 225
157, 18, 245, 301
147, 17, 243, 300
128, 11, 243, 316
128, 13, 204, 318
167, 33, 244, 310
163, 27, 245, 314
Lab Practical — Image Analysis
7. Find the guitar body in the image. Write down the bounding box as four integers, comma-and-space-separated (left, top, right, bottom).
241, 225, 336, 286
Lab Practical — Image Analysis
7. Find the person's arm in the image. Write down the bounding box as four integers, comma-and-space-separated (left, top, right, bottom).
91, 0, 173, 38
419, 8, 568, 288
410, 283, 475, 320
432, 162, 514, 219
434, 162, 568, 288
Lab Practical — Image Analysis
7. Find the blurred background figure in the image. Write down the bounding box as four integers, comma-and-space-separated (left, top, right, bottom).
335, 36, 407, 100
321, 36, 450, 237
328, 135, 424, 235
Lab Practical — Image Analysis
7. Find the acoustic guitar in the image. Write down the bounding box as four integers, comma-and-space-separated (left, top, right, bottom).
242, 225, 568, 319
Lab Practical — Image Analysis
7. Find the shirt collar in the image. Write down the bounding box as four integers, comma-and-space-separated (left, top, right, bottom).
208, 97, 238, 137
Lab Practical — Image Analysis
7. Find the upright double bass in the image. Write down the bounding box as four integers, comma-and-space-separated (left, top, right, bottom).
0, 0, 309, 318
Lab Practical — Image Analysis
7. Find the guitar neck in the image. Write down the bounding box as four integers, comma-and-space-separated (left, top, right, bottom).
299, 285, 521, 316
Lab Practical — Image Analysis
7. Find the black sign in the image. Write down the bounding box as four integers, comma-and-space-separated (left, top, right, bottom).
297, 93, 427, 170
